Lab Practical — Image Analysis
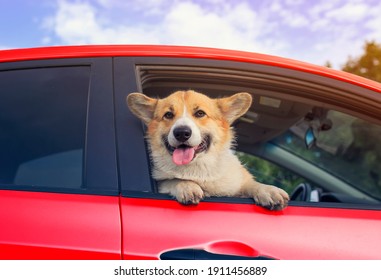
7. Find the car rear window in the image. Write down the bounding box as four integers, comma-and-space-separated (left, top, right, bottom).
0, 66, 89, 189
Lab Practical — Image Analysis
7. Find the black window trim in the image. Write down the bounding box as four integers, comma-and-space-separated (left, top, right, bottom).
113, 57, 153, 194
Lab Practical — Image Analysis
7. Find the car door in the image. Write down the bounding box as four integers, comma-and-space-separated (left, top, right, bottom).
115, 55, 381, 260
0, 57, 121, 259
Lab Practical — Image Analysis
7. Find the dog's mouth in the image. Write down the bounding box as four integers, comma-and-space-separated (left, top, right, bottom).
163, 135, 211, 166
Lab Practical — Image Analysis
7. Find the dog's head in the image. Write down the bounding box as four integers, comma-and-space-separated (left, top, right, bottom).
126, 90, 252, 166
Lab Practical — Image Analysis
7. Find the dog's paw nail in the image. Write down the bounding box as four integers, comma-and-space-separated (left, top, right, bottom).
180, 198, 200, 205
182, 201, 195, 205
176, 183, 204, 205
254, 186, 289, 210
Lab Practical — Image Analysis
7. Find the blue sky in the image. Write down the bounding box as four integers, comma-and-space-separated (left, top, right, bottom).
1, 0, 380, 68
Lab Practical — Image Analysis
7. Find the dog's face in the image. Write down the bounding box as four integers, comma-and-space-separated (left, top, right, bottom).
127, 90, 252, 166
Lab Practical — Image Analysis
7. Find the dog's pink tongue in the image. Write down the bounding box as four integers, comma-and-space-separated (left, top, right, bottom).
172, 147, 195, 165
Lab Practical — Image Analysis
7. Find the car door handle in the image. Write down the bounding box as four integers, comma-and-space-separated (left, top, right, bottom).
160, 249, 274, 260
160, 241, 275, 260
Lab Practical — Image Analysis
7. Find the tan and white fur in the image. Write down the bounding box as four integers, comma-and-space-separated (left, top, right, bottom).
127, 90, 289, 210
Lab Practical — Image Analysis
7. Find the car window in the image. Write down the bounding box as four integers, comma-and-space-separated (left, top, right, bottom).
272, 109, 381, 202
236, 151, 312, 195
0, 66, 89, 188
118, 59, 381, 208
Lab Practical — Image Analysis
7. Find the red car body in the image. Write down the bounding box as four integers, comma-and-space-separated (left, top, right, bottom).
0, 45, 381, 260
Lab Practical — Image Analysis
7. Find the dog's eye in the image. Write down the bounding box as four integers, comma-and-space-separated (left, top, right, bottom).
194, 110, 206, 118
163, 111, 174, 119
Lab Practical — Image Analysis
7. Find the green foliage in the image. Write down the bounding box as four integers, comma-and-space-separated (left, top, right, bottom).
324, 61, 332, 68
342, 41, 381, 82
236, 152, 305, 194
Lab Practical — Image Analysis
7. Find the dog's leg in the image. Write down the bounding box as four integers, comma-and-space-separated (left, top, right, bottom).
240, 170, 289, 210
159, 179, 204, 205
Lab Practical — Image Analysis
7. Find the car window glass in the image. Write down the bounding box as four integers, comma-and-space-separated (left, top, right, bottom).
273, 109, 381, 201
236, 151, 313, 195
0, 66, 89, 188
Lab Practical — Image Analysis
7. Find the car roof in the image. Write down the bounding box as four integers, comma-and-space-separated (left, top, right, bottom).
1, 45, 381, 94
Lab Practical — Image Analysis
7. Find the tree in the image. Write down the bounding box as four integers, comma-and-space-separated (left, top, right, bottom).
324, 61, 332, 68
342, 41, 381, 83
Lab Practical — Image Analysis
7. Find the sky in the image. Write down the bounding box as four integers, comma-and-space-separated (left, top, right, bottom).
0, 0, 380, 69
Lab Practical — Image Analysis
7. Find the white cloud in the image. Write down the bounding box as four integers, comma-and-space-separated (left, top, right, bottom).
43, 0, 161, 44
42, 0, 283, 54
309, 0, 340, 18
95, 0, 169, 16
325, 2, 369, 23
41, 0, 381, 69
270, 1, 309, 28
291, 0, 381, 68
311, 29, 365, 67
161, 2, 275, 53
365, 2, 381, 41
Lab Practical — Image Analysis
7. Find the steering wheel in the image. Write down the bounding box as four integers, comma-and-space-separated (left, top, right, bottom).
290, 183, 312, 201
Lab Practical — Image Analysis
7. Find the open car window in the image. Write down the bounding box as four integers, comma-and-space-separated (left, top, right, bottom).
120, 60, 381, 208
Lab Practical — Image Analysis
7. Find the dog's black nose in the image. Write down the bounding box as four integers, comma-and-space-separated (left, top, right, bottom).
173, 126, 192, 142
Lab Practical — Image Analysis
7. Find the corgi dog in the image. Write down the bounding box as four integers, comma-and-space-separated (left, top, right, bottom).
127, 90, 289, 210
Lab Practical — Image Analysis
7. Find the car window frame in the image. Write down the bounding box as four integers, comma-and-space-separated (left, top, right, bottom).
0, 57, 118, 195
114, 56, 381, 210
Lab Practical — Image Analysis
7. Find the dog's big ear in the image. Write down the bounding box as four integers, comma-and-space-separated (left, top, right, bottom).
126, 93, 158, 125
217, 92, 252, 124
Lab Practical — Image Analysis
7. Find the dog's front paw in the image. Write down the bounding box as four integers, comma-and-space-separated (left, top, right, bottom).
253, 184, 289, 210
175, 181, 204, 205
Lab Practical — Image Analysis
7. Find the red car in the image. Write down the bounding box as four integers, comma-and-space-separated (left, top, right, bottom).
0, 45, 381, 260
